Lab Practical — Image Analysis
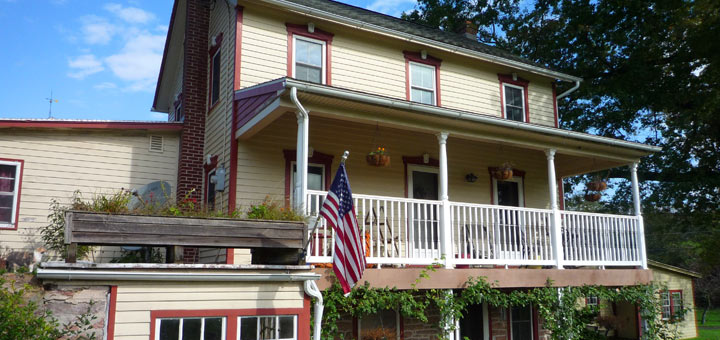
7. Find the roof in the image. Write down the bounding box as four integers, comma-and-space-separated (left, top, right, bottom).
234, 77, 661, 156
648, 260, 702, 278
260, 0, 581, 82
0, 119, 183, 131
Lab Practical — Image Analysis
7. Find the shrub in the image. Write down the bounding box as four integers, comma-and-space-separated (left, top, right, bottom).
247, 197, 305, 221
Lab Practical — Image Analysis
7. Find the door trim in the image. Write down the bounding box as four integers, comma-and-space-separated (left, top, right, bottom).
491, 176, 525, 208
403, 155, 439, 198
407, 164, 439, 199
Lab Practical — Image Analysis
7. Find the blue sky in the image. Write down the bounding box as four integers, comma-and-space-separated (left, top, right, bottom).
0, 0, 417, 121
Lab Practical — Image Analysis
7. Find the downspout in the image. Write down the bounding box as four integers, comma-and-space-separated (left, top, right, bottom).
556, 80, 580, 101
304, 280, 324, 340
290, 87, 309, 212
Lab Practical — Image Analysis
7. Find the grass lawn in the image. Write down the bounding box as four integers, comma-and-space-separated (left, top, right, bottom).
694, 309, 720, 339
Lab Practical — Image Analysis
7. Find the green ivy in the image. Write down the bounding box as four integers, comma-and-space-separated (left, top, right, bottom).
317, 268, 684, 340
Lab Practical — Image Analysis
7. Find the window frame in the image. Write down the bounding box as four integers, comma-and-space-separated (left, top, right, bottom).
498, 74, 530, 123
404, 51, 442, 106
286, 23, 334, 85
408, 62, 437, 105
488, 167, 526, 207
0, 158, 23, 230
586, 296, 599, 307
238, 315, 298, 340
208, 33, 224, 113
662, 290, 684, 321
150, 308, 308, 340
155, 316, 227, 340
292, 35, 327, 84
507, 304, 538, 340
356, 309, 402, 340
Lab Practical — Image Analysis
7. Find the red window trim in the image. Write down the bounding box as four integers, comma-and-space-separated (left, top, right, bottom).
0, 158, 23, 230
148, 305, 308, 340
487, 167, 526, 207
404, 51, 442, 106
402, 155, 439, 198
227, 7, 243, 263
283, 149, 334, 207
286, 23, 334, 85
551, 82, 559, 128
498, 74, 530, 123
208, 32, 224, 114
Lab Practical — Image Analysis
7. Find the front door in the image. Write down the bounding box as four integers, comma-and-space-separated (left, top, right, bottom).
492, 177, 525, 259
408, 165, 439, 258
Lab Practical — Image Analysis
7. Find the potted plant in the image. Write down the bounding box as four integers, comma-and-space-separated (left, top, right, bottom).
584, 192, 602, 202
492, 162, 514, 181
586, 177, 608, 191
366, 147, 390, 167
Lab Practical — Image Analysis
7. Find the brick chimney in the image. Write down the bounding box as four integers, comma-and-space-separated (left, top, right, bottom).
459, 20, 478, 40
177, 0, 210, 206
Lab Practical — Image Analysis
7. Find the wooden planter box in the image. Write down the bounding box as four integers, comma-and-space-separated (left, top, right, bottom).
64, 211, 306, 263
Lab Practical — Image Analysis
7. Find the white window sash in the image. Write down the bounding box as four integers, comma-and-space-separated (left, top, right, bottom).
0, 160, 20, 227
502, 83, 526, 121
409, 62, 436, 103
155, 317, 227, 340
292, 35, 326, 84
237, 315, 297, 340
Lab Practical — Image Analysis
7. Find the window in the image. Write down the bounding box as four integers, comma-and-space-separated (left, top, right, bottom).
498, 74, 530, 122
404, 51, 442, 106
0, 159, 22, 229
286, 23, 334, 85
586, 296, 599, 307
283, 149, 333, 207
156, 317, 225, 340
510, 305, 533, 340
358, 310, 400, 340
208, 33, 223, 110
662, 290, 684, 320
503, 84, 525, 122
293, 36, 325, 84
206, 169, 216, 210
409, 62, 436, 105
239, 315, 296, 340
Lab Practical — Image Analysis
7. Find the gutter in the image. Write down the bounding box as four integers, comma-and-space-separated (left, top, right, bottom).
282, 79, 662, 154
258, 0, 582, 83
37, 268, 320, 282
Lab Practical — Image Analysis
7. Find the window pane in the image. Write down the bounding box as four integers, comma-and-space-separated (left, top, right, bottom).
511, 306, 532, 340
259, 316, 277, 340
506, 106, 524, 122
0, 178, 14, 192
505, 86, 523, 107
295, 65, 322, 84
0, 164, 16, 193
662, 292, 671, 319
204, 318, 223, 340
411, 88, 434, 105
182, 318, 202, 340
159, 319, 180, 340
278, 316, 294, 339
411, 64, 434, 89
296, 40, 322, 67
211, 52, 221, 105
240, 317, 258, 340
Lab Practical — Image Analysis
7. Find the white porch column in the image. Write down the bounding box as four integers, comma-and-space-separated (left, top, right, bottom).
294, 113, 309, 212
545, 149, 564, 269
630, 162, 648, 269
437, 132, 453, 269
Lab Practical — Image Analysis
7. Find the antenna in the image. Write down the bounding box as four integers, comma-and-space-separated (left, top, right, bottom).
341, 150, 349, 164
45, 90, 59, 118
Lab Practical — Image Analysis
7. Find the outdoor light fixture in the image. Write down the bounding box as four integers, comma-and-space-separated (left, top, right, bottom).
465, 173, 478, 183
422, 152, 430, 164
308, 22, 315, 33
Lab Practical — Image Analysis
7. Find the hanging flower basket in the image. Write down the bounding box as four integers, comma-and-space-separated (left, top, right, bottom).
492, 162, 514, 181
366, 147, 390, 167
584, 193, 602, 202
586, 180, 608, 191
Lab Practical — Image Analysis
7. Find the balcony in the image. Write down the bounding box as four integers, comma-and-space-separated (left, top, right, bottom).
305, 190, 643, 268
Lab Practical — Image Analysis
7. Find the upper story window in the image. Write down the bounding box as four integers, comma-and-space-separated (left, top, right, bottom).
498, 74, 530, 122
293, 36, 325, 84
286, 23, 334, 85
404, 51, 442, 106
0, 159, 22, 229
208, 33, 224, 110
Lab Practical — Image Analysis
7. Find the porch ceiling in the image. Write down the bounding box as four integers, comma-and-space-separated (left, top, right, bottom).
234, 78, 659, 176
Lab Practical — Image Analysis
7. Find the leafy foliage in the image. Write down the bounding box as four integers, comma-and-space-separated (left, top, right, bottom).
318, 269, 683, 340
246, 197, 305, 221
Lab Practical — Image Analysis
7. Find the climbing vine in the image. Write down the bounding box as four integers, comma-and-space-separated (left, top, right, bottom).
317, 267, 685, 340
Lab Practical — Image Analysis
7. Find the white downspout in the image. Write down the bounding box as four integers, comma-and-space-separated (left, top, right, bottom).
291, 87, 309, 212
304, 280, 324, 340
556, 80, 581, 100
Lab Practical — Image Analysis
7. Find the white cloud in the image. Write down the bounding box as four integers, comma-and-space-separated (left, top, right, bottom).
67, 54, 104, 79
94, 82, 118, 90
104, 32, 165, 92
367, 0, 417, 17
104, 3, 155, 24
80, 15, 116, 45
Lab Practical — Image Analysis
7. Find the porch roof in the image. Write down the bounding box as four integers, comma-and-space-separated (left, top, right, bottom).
234, 78, 660, 172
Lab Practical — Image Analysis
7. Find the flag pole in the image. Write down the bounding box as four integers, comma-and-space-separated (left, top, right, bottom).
301, 151, 350, 259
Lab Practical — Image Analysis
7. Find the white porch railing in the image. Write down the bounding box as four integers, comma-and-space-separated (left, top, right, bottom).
305, 190, 644, 268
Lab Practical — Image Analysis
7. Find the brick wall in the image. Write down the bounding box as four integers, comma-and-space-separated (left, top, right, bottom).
177, 0, 210, 204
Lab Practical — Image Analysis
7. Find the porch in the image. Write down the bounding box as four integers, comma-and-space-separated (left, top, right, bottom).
232, 78, 657, 270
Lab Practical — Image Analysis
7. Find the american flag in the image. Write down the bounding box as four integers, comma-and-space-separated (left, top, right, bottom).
319, 162, 366, 294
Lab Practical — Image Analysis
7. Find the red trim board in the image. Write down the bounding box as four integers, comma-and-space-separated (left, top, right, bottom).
107, 286, 117, 340
226, 6, 244, 264
0, 120, 183, 130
